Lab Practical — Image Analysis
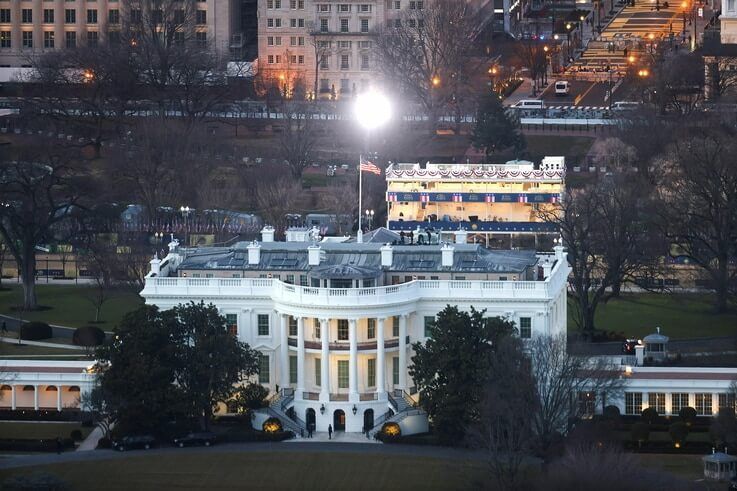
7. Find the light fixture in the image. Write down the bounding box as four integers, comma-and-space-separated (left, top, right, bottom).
320, 404, 325, 415
352, 405, 358, 415
354, 90, 392, 130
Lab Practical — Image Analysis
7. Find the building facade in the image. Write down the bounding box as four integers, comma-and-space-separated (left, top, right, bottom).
0, 360, 95, 411
0, 0, 242, 67
139, 229, 570, 433
385, 157, 565, 249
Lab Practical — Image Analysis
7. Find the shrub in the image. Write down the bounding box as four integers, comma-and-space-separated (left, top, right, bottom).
641, 407, 659, 425
709, 411, 737, 448
70, 429, 83, 441
20, 322, 52, 341
679, 407, 697, 425
602, 405, 621, 422
262, 417, 282, 433
2, 472, 69, 491
72, 326, 105, 347
631, 422, 650, 447
381, 422, 401, 437
234, 383, 269, 412
96, 437, 112, 449
669, 422, 689, 447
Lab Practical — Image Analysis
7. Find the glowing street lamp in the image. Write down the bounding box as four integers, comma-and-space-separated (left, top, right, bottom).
354, 90, 392, 241
431, 75, 441, 87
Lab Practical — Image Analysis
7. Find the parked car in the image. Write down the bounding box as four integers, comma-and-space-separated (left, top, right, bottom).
622, 338, 642, 354
554, 81, 570, 96
112, 435, 157, 452
173, 432, 217, 448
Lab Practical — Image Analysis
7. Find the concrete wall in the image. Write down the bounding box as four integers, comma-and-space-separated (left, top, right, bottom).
399, 413, 429, 435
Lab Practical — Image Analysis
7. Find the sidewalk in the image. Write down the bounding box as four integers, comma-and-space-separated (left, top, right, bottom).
0, 336, 85, 350
504, 78, 552, 106
285, 431, 380, 444
77, 426, 104, 452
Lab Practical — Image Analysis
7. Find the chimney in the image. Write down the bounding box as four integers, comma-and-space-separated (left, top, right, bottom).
454, 229, 468, 244
635, 345, 644, 366
441, 243, 454, 268
247, 241, 261, 265
554, 244, 565, 263
149, 254, 161, 276
542, 261, 553, 279
261, 225, 275, 243
380, 244, 393, 268
308, 244, 321, 266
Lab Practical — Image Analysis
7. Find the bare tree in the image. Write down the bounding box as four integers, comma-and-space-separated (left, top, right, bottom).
652, 52, 704, 115
308, 31, 334, 100
277, 100, 319, 178
254, 172, 302, 237
657, 126, 737, 313
0, 156, 87, 310
515, 39, 549, 96
714, 56, 737, 98
318, 180, 358, 235
79, 242, 119, 324
469, 336, 538, 490
373, 0, 478, 133
528, 335, 624, 455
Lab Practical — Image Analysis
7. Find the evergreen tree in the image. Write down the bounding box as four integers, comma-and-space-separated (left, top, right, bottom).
409, 306, 517, 445
471, 94, 525, 161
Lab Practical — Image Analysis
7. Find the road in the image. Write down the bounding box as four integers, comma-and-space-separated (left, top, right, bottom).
539, 80, 613, 108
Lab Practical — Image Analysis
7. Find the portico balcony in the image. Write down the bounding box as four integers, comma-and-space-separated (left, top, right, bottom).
287, 337, 405, 351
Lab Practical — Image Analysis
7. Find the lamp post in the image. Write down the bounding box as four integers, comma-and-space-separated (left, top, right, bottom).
354, 90, 391, 243
179, 206, 191, 247
364, 209, 375, 231
566, 23, 573, 61
606, 64, 614, 110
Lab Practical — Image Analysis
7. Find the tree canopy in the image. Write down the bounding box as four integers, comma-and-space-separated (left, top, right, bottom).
471, 93, 526, 160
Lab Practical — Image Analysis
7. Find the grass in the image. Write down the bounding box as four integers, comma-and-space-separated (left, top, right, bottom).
0, 285, 143, 330
0, 452, 489, 491
568, 293, 737, 339
0, 342, 91, 359
634, 454, 704, 481
524, 135, 594, 161
0, 423, 93, 441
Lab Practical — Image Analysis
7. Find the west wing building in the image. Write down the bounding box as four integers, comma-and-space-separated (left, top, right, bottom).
140, 229, 570, 433
386, 157, 565, 250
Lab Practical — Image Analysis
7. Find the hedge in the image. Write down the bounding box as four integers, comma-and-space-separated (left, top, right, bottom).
20, 322, 52, 341
220, 430, 294, 443
0, 409, 88, 422
0, 438, 74, 452
72, 326, 106, 347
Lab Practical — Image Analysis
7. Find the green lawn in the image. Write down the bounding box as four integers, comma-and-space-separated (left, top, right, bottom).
0, 285, 143, 330
568, 293, 737, 339
635, 454, 704, 481
0, 423, 93, 441
0, 452, 489, 491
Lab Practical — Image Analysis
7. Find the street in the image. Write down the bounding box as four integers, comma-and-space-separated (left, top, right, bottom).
539, 80, 613, 108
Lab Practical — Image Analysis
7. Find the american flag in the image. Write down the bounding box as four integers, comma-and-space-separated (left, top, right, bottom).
518, 194, 528, 203
387, 193, 398, 202
420, 193, 429, 203
549, 195, 560, 203
452, 193, 463, 203
360, 158, 381, 175
485, 194, 495, 203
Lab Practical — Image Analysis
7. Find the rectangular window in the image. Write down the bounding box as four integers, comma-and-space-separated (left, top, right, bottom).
320, 18, 328, 32
289, 355, 297, 384
340, 18, 349, 32
392, 317, 400, 337
299, 275, 308, 286
719, 393, 736, 414
519, 317, 532, 339
625, 392, 642, 415
258, 314, 270, 336
338, 319, 348, 341
109, 9, 119, 24
315, 358, 321, 386
0, 10, 10, 24
225, 314, 238, 336
87, 9, 97, 24
340, 54, 349, 70
22, 31, 32, 48
289, 316, 298, 336
423, 316, 434, 337
367, 358, 376, 387
258, 353, 270, 384
367, 318, 376, 339
577, 392, 596, 417
695, 393, 713, 416
393, 357, 399, 385
360, 18, 369, 33
43, 9, 54, 24
65, 31, 76, 48
87, 31, 98, 47
65, 9, 76, 24
338, 360, 349, 389
196, 32, 207, 47
43, 31, 55, 48
360, 53, 369, 70
671, 393, 689, 414
339, 4, 351, 12
359, 4, 372, 12
0, 31, 11, 48
648, 393, 665, 414
22, 9, 32, 24
319, 78, 329, 91
196, 10, 207, 25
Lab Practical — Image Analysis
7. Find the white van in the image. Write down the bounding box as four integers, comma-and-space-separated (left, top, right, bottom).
513, 99, 545, 109
554, 81, 570, 96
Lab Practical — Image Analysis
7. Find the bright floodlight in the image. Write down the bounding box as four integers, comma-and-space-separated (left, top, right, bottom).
354, 90, 392, 130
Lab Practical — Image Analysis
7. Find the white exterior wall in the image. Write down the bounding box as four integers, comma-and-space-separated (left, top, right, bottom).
0, 360, 96, 411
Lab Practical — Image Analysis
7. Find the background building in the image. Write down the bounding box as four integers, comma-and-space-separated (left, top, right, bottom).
0, 0, 245, 67
385, 157, 565, 249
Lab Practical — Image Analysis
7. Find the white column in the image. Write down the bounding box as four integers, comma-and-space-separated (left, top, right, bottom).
56, 385, 62, 411
320, 318, 330, 401
297, 317, 305, 398
33, 385, 39, 410
377, 318, 386, 400
279, 314, 289, 390
349, 319, 358, 402
10, 385, 16, 410
398, 314, 408, 391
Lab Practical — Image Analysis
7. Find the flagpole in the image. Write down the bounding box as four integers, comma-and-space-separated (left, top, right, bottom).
358, 154, 363, 243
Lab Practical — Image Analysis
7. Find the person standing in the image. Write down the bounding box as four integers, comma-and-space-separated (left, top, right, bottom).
328, 424, 333, 440
1, 320, 7, 336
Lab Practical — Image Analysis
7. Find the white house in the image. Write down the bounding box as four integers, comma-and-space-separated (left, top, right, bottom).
139, 228, 570, 434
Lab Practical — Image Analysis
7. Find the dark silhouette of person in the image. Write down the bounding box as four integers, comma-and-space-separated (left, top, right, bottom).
328, 424, 333, 440
56, 437, 62, 454
409, 231, 414, 245
399, 230, 405, 244
1, 321, 7, 336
